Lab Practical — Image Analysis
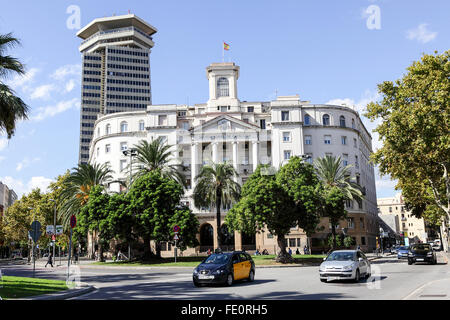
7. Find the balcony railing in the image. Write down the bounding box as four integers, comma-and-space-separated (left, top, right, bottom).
81, 26, 153, 45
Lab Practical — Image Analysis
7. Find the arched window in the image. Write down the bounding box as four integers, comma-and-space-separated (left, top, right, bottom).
217, 77, 229, 97
139, 120, 145, 131
352, 118, 355, 129
339, 116, 346, 127
200, 224, 214, 247
120, 121, 128, 133
323, 114, 330, 126
304, 114, 311, 125
105, 124, 111, 135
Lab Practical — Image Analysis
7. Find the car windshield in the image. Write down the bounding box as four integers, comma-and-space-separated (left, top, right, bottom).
203, 254, 230, 264
398, 246, 409, 250
412, 244, 431, 251
326, 252, 355, 261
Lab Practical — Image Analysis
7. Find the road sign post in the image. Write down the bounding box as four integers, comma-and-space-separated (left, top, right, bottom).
30, 220, 42, 278
173, 226, 180, 263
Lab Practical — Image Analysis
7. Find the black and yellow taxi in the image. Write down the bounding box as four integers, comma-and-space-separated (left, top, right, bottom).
193, 251, 255, 287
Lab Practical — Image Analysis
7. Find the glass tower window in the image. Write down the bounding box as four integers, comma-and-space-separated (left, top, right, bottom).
217, 77, 229, 97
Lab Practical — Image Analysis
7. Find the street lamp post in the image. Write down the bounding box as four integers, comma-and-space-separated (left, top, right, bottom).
379, 227, 384, 256
122, 148, 138, 261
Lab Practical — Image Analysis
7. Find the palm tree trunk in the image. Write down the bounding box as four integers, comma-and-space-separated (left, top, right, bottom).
216, 195, 222, 252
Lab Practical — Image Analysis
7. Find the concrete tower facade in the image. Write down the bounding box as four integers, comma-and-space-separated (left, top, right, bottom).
77, 14, 157, 163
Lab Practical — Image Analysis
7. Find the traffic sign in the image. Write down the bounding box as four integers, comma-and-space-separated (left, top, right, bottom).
56, 225, 64, 235
173, 234, 179, 241
52, 235, 56, 241
30, 221, 42, 243
173, 225, 180, 233
46, 225, 55, 235
70, 215, 76, 229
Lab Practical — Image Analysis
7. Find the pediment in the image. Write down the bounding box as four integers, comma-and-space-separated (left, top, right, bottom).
190, 115, 259, 134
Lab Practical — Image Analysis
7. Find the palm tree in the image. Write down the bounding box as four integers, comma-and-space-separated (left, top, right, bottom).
314, 155, 364, 249
193, 163, 241, 251
59, 163, 114, 227
132, 137, 186, 187
0, 33, 29, 138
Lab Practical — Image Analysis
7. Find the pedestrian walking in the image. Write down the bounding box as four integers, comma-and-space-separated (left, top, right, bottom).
288, 248, 292, 256
45, 253, 53, 268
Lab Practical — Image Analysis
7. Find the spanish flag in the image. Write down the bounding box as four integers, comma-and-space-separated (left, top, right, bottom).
223, 42, 230, 51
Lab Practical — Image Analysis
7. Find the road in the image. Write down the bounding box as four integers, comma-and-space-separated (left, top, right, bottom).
1, 253, 448, 300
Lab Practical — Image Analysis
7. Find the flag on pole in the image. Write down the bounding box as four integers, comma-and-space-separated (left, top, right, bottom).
223, 42, 230, 51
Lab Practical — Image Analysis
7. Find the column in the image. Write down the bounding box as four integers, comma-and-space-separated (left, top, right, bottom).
232, 141, 239, 182
212, 142, 218, 164
252, 141, 259, 172
191, 143, 198, 190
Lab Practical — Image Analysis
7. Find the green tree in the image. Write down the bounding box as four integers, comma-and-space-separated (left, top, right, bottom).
76, 185, 112, 262
168, 205, 200, 252
133, 137, 186, 187
127, 171, 197, 259
365, 50, 450, 250
193, 163, 240, 251
0, 33, 29, 138
314, 155, 363, 249
276, 156, 323, 252
59, 163, 114, 227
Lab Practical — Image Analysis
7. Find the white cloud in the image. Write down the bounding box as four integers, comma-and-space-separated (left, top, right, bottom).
51, 64, 81, 80
30, 84, 55, 100
32, 98, 80, 122
406, 23, 437, 44
8, 68, 39, 90
16, 157, 40, 172
0, 176, 53, 198
0, 137, 8, 151
65, 79, 76, 93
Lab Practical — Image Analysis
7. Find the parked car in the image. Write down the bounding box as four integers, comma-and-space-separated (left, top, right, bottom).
319, 250, 371, 283
397, 246, 409, 259
390, 246, 399, 254
193, 251, 255, 287
11, 250, 23, 260
408, 243, 437, 265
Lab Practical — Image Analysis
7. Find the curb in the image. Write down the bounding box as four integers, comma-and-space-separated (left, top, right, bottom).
19, 282, 96, 300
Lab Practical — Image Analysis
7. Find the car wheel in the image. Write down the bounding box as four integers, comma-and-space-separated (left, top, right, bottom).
193, 280, 201, 287
225, 273, 234, 286
408, 259, 413, 265
248, 270, 255, 282
354, 269, 360, 283
320, 278, 327, 283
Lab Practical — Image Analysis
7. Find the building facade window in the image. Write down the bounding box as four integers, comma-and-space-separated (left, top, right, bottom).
217, 77, 229, 97
282, 132, 291, 142
323, 114, 330, 126
324, 135, 331, 144
106, 124, 111, 135
120, 159, 127, 172
284, 150, 291, 160
305, 135, 312, 145
342, 154, 348, 166
139, 120, 145, 131
120, 121, 128, 133
352, 119, 356, 129
158, 115, 167, 126
281, 111, 290, 121
306, 153, 313, 164
341, 136, 347, 145
339, 116, 346, 127
120, 142, 128, 151
304, 114, 310, 125
260, 119, 266, 129
247, 106, 254, 113
105, 144, 111, 153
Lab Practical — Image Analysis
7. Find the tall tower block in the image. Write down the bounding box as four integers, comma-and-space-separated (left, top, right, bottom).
77, 14, 157, 164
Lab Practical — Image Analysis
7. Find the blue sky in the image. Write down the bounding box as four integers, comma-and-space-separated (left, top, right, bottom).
0, 0, 448, 198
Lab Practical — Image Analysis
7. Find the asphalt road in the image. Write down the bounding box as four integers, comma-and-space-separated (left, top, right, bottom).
1, 254, 449, 300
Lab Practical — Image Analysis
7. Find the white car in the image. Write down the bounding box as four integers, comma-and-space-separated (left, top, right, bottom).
319, 250, 371, 283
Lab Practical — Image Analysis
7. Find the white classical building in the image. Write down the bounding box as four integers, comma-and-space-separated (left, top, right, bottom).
89, 62, 379, 255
